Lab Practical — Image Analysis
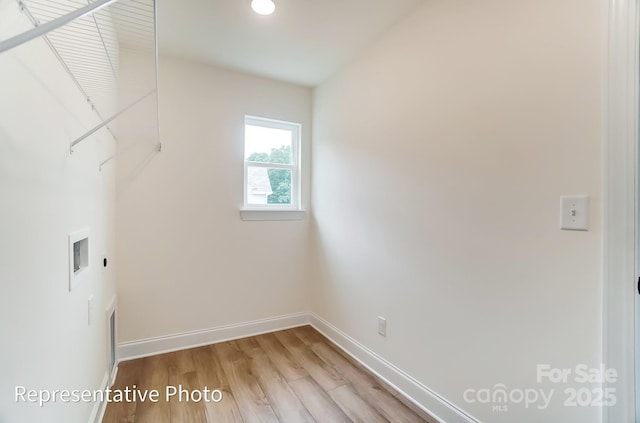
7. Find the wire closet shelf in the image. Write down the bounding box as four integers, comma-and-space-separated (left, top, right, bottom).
0, 0, 160, 168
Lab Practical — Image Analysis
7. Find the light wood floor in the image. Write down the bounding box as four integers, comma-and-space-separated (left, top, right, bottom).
103, 326, 436, 423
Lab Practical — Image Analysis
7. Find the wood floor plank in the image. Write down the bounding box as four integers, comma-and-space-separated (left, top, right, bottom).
395, 393, 441, 423
289, 376, 351, 423
250, 354, 316, 422
275, 330, 348, 392
101, 360, 140, 423
254, 333, 308, 382
133, 354, 171, 423
291, 325, 327, 346
311, 341, 424, 423
332, 347, 400, 397
191, 345, 244, 423
293, 326, 400, 397
235, 336, 264, 359
167, 351, 207, 423
328, 384, 389, 423
215, 341, 280, 423
103, 328, 433, 423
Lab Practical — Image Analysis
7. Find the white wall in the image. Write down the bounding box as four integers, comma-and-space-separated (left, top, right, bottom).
115, 56, 312, 343
0, 1, 117, 422
0, 0, 606, 420
311, 0, 606, 422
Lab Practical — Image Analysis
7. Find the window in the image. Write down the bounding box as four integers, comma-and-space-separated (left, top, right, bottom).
243, 116, 301, 212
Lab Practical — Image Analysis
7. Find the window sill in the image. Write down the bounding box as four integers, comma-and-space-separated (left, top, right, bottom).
240, 209, 306, 221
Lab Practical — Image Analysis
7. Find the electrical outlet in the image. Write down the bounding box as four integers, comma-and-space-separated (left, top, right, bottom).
377, 316, 386, 337
88, 295, 94, 326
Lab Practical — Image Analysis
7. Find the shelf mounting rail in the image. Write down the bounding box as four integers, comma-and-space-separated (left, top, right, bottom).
0, 0, 160, 162
0, 0, 118, 53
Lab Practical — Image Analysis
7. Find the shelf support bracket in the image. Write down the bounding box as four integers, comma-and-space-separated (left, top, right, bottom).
70, 89, 156, 153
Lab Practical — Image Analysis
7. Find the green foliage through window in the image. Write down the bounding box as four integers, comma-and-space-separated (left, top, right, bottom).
247, 146, 292, 204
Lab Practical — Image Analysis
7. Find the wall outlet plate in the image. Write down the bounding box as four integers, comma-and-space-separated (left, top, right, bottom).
377, 316, 387, 337
88, 295, 94, 326
560, 196, 589, 231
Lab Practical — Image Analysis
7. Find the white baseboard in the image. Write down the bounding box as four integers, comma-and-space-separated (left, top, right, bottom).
114, 311, 478, 423
88, 371, 109, 423
309, 313, 479, 423
117, 312, 310, 361
109, 364, 118, 387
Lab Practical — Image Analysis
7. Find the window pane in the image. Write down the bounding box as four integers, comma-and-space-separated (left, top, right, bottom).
247, 166, 292, 205
245, 124, 293, 165
266, 168, 292, 204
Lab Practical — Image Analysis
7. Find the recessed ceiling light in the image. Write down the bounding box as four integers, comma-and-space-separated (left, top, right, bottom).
251, 0, 276, 16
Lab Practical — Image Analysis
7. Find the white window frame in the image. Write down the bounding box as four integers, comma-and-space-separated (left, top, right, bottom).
242, 115, 302, 214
